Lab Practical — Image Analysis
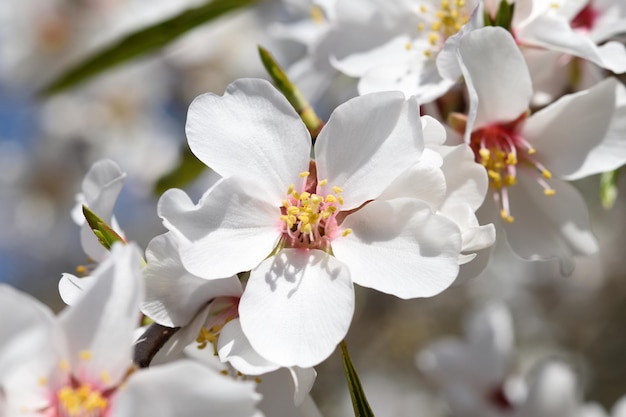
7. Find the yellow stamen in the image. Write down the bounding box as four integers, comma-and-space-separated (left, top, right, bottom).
79, 350, 92, 361
544, 189, 556, 196
542, 169, 552, 179
342, 229, 353, 237
500, 210, 515, 223
299, 171, 310, 178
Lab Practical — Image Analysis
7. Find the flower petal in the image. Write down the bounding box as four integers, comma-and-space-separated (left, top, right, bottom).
314, 92, 423, 210
524, 77, 617, 179
239, 249, 354, 368
332, 198, 462, 299
359, 60, 457, 103
0, 284, 59, 378
458, 27, 532, 134
112, 361, 262, 417
186, 78, 311, 202
557, 81, 626, 180
58, 273, 95, 306
142, 232, 242, 327
378, 162, 447, 209
158, 179, 281, 279
217, 319, 280, 376
438, 144, 488, 212
77, 159, 126, 263
57, 243, 144, 385
517, 14, 626, 73
503, 175, 598, 274
255, 368, 318, 417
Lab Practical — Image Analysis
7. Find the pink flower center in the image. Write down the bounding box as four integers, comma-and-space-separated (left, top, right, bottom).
279, 165, 352, 250
571, 4, 598, 32
469, 114, 555, 223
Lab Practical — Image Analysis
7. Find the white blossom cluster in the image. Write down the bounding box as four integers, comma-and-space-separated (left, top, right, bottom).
2, 0, 626, 416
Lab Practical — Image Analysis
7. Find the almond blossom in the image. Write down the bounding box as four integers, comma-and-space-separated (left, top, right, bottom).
0, 243, 262, 417
452, 26, 626, 273
513, 0, 626, 104
316, 0, 483, 101
513, 0, 626, 75
158, 78, 476, 367
59, 159, 127, 305
140, 231, 318, 410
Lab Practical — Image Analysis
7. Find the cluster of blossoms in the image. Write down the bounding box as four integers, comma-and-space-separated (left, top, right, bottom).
2, 0, 626, 415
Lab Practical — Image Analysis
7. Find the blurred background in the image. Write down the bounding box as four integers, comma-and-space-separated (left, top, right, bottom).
1, 1, 626, 416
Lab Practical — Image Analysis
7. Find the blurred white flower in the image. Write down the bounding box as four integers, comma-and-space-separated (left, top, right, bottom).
0, 243, 262, 417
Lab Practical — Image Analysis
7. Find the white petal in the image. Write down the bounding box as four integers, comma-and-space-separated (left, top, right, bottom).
517, 14, 626, 73
239, 249, 354, 368
142, 232, 242, 327
331, 35, 413, 78
78, 159, 126, 263
112, 361, 261, 417
0, 285, 59, 378
518, 362, 579, 417
255, 368, 318, 417
436, 1, 484, 81
558, 81, 626, 180
524, 78, 617, 179
503, 175, 598, 274
288, 367, 317, 406
314, 92, 423, 209
332, 198, 462, 299
186, 78, 311, 202
158, 179, 281, 279
217, 319, 280, 376
361, 60, 457, 103
58, 273, 95, 306
58, 243, 144, 385
458, 27, 532, 134
438, 144, 488, 212
378, 162, 447, 209
422, 115, 447, 146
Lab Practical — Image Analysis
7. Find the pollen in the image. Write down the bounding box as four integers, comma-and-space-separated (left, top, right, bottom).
469, 114, 557, 224
57, 385, 108, 417
280, 179, 348, 249
196, 325, 224, 350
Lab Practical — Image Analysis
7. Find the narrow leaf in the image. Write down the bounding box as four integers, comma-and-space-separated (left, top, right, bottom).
493, 0, 515, 30
340, 340, 376, 417
154, 145, 208, 195
258, 45, 325, 139
82, 205, 126, 250
600, 169, 620, 209
42, 0, 259, 95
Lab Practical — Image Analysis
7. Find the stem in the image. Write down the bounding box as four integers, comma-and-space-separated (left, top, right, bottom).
133, 323, 180, 368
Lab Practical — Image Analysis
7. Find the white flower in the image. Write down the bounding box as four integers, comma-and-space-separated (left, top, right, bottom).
60, 159, 127, 305
0, 243, 262, 417
141, 231, 317, 410
515, 0, 626, 105
513, 0, 626, 75
453, 27, 626, 272
159, 78, 465, 367
417, 303, 523, 417
317, 0, 483, 101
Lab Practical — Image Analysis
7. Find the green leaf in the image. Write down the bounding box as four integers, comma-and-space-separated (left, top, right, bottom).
154, 145, 208, 195
340, 341, 376, 417
600, 169, 620, 209
493, 0, 515, 30
82, 205, 126, 250
42, 0, 259, 95
258, 45, 325, 140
